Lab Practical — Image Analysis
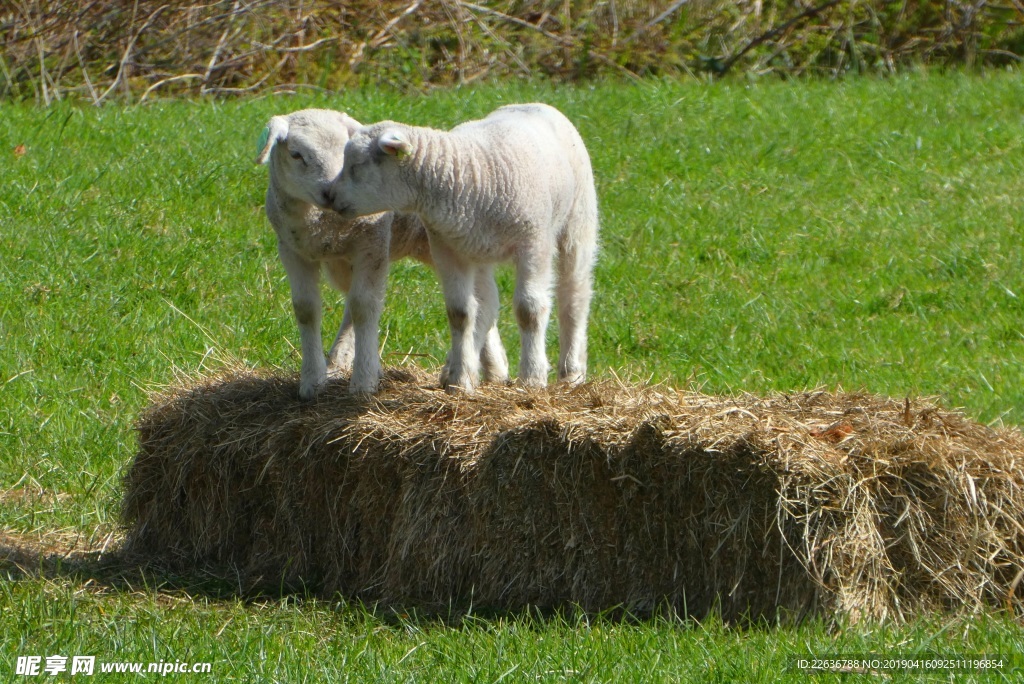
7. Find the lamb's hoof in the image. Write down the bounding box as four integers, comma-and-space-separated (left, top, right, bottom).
301, 359, 329, 400
299, 380, 325, 401
482, 366, 510, 385
441, 375, 476, 395
558, 371, 586, 387
516, 377, 548, 390
348, 374, 380, 397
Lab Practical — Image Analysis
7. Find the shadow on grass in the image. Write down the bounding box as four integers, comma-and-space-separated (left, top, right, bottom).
0, 528, 256, 602
0, 527, 821, 631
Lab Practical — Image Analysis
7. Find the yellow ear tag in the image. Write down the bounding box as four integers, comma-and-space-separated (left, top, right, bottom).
395, 147, 409, 160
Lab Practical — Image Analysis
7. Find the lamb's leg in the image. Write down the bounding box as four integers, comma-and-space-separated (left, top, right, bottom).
474, 264, 508, 384
514, 246, 554, 387
278, 242, 326, 400
323, 259, 354, 374
346, 241, 388, 396
556, 217, 597, 385
431, 241, 479, 393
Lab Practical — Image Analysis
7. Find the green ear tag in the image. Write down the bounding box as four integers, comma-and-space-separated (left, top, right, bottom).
257, 126, 270, 157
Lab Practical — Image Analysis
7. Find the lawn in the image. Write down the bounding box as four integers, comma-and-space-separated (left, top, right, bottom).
2, 70, 1023, 680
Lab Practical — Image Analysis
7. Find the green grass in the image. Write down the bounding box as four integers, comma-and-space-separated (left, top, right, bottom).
2, 586, 1023, 682
2, 71, 1024, 679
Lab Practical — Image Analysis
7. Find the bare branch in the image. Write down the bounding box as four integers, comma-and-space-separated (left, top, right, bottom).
719, 0, 844, 76
95, 3, 169, 105
622, 0, 692, 45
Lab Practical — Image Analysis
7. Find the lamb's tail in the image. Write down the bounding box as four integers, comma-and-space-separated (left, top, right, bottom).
556, 158, 599, 384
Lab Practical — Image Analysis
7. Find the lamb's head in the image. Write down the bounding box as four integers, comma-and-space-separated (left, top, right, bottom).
329, 122, 418, 219
256, 109, 361, 209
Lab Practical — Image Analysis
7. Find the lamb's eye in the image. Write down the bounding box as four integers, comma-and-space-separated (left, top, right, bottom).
350, 159, 370, 177
290, 150, 306, 164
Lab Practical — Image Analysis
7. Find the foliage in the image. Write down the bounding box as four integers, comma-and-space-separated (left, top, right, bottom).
1, 1, 1022, 102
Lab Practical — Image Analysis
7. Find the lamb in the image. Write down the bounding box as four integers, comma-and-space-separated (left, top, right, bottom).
256, 108, 508, 398
328, 103, 599, 392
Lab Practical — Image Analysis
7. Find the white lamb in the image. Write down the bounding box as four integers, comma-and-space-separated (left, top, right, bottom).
328, 103, 599, 392
256, 108, 508, 398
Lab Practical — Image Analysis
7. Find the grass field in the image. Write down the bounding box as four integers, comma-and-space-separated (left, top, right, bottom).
2, 70, 1024, 680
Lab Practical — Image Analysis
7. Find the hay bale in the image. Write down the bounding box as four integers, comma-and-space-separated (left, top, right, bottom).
122, 366, 1024, 621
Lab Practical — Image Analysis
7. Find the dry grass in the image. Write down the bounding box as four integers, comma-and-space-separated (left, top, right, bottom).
121, 365, 1024, 622
3, 1, 1021, 102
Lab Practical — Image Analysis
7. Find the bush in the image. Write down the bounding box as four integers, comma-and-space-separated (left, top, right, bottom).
1, 1, 1021, 102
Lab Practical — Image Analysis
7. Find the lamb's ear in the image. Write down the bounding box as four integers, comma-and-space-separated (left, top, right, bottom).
337, 112, 363, 137
255, 116, 289, 165
378, 130, 413, 160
